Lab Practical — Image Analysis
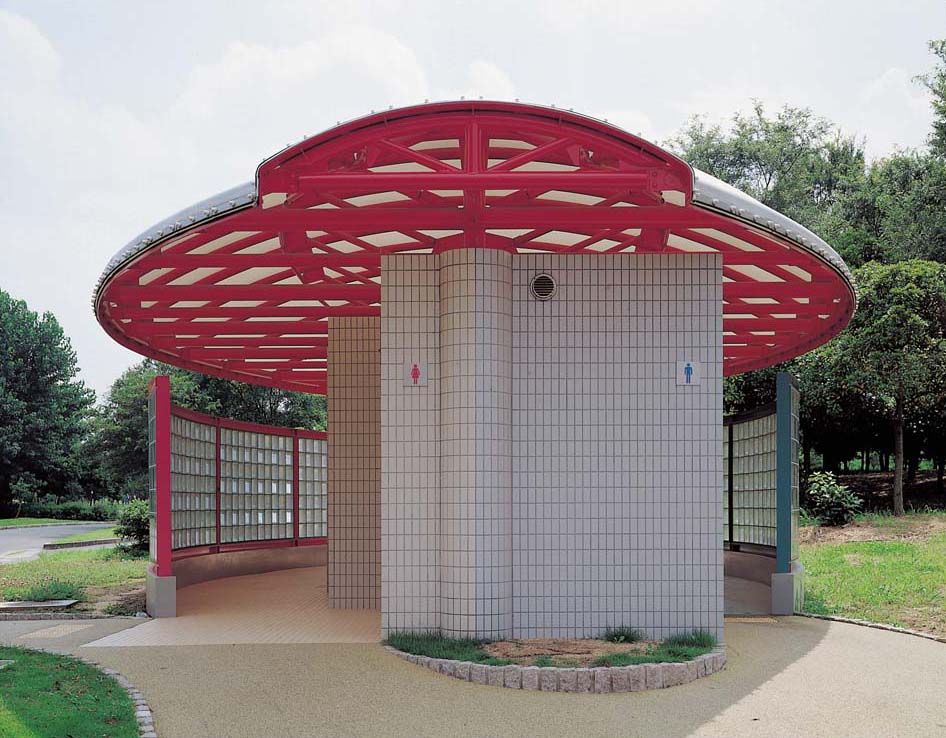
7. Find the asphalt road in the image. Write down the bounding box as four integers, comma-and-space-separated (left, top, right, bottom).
0, 523, 112, 564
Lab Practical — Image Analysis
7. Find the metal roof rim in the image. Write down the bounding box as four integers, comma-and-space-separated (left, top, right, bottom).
691, 167, 856, 303
92, 182, 256, 311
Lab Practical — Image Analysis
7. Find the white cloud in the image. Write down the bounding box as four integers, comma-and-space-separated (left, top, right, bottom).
595, 109, 657, 142
454, 60, 517, 100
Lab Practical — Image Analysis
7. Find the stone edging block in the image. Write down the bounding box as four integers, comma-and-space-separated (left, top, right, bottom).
384, 645, 726, 693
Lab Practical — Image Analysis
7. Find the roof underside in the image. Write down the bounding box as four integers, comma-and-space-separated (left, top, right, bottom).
95, 101, 855, 394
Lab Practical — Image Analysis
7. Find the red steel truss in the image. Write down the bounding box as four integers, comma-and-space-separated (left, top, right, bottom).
97, 102, 855, 393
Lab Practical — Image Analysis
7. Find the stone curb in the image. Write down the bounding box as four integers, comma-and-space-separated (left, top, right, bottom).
14, 646, 157, 738
798, 612, 946, 645
43, 538, 119, 550
0, 613, 144, 621
0, 521, 116, 530
383, 645, 726, 693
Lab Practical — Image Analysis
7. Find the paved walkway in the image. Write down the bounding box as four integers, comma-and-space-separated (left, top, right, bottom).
1, 614, 944, 737
0, 522, 112, 564
85, 567, 379, 646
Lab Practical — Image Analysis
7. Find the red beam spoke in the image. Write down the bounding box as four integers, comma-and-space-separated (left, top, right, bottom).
291, 171, 652, 193
487, 137, 574, 172
155, 336, 328, 348
376, 138, 458, 172
118, 283, 379, 302
140, 320, 336, 336
186, 348, 327, 360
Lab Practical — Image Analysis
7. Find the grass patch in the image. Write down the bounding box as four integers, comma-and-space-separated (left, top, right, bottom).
384, 632, 513, 665
593, 633, 716, 667
601, 626, 644, 643
54, 527, 119, 544
801, 530, 946, 635
0, 645, 138, 738
0, 518, 95, 528
662, 630, 717, 649
0, 547, 147, 602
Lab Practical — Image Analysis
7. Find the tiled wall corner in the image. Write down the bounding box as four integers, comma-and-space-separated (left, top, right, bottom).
328, 316, 381, 609
380, 256, 441, 634
439, 249, 513, 639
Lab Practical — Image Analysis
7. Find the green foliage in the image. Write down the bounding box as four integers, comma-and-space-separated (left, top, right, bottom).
919, 38, 946, 159
0, 646, 139, 738
13, 494, 117, 521
801, 526, 946, 634
601, 626, 644, 643
662, 630, 718, 650
115, 499, 149, 551
532, 655, 554, 667
0, 290, 94, 515
592, 633, 716, 667
668, 103, 864, 233
0, 547, 148, 602
806, 472, 862, 526
7, 580, 83, 602
383, 631, 512, 665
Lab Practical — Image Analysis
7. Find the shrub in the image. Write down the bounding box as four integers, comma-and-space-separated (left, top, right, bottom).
13, 495, 119, 522
601, 626, 644, 643
806, 472, 862, 526
115, 500, 150, 552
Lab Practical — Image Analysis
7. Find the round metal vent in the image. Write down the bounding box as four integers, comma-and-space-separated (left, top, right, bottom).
530, 273, 557, 301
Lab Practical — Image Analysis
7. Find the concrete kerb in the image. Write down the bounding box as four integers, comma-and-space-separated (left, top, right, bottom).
383, 645, 727, 693
16, 646, 157, 738
43, 538, 120, 551
0, 613, 146, 622
0, 521, 116, 530
797, 612, 946, 645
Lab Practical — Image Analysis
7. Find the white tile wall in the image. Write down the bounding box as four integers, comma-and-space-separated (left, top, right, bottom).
439, 249, 513, 639
328, 316, 381, 609
380, 251, 723, 641
380, 257, 441, 632
511, 254, 723, 641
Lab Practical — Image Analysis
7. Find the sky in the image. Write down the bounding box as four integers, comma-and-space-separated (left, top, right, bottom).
0, 0, 941, 398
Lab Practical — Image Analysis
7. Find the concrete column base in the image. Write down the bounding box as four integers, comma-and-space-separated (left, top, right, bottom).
146, 569, 177, 618
771, 561, 805, 615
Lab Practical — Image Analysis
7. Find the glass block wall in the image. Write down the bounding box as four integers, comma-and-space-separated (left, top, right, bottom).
219, 428, 294, 543
170, 415, 217, 548
723, 412, 777, 547
299, 436, 328, 538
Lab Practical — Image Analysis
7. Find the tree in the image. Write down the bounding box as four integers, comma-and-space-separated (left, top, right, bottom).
0, 289, 94, 514
838, 152, 946, 264
827, 261, 946, 514
668, 102, 865, 235
92, 360, 326, 498
919, 38, 946, 159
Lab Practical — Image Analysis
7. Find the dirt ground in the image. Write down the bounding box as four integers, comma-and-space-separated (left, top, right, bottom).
800, 512, 946, 545
839, 470, 946, 510
483, 637, 659, 667
73, 583, 146, 615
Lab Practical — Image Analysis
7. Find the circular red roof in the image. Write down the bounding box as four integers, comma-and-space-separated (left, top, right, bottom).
95, 101, 855, 393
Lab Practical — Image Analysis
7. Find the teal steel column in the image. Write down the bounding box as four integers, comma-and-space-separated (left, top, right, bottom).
775, 372, 794, 574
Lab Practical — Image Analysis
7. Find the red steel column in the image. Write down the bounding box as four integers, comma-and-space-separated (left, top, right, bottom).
151, 375, 173, 577
215, 416, 222, 550
292, 432, 300, 544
